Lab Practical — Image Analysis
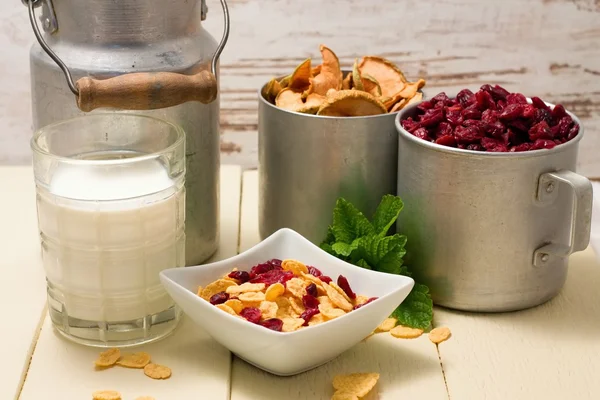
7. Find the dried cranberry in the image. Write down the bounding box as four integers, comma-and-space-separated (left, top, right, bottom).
484, 121, 505, 138
319, 275, 332, 284
420, 107, 445, 128
531, 139, 556, 150
531, 96, 549, 110
306, 266, 323, 277
431, 92, 450, 106
240, 307, 262, 324
551, 104, 567, 121
481, 137, 508, 152
300, 308, 320, 326
497, 100, 507, 110
416, 101, 434, 112
435, 135, 457, 147
305, 283, 318, 297
522, 104, 536, 119
336, 275, 357, 300
510, 143, 532, 152
507, 118, 530, 133
462, 105, 482, 120
249, 262, 283, 279
445, 105, 464, 126
454, 125, 484, 144
353, 297, 378, 310
506, 93, 527, 105
209, 291, 229, 305
456, 89, 475, 107
259, 318, 283, 332
491, 84, 510, 101
466, 143, 484, 151
499, 104, 524, 120
302, 294, 320, 309
413, 127, 432, 141
475, 90, 495, 111
249, 269, 294, 286
228, 270, 250, 283
529, 121, 552, 141
534, 108, 552, 125
567, 124, 580, 141
481, 109, 499, 124
435, 122, 453, 138
401, 117, 420, 133
554, 116, 573, 138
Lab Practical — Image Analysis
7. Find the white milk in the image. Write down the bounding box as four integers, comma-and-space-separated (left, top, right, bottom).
37, 158, 185, 322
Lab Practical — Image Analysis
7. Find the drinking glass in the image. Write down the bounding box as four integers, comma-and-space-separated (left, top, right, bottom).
31, 113, 186, 347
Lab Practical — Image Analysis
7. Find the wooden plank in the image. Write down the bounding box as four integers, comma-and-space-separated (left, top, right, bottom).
0, 167, 47, 400
18, 165, 242, 400
231, 170, 449, 400
436, 247, 600, 399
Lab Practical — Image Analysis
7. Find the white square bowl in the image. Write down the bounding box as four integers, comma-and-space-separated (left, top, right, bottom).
159, 228, 415, 376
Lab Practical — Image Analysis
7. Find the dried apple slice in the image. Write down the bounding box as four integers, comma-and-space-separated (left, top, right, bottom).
390, 98, 408, 113
383, 78, 426, 110
275, 88, 323, 114
342, 72, 353, 90
405, 91, 423, 107
352, 59, 364, 91
362, 74, 382, 97
261, 78, 282, 104
310, 44, 343, 96
358, 56, 407, 100
288, 58, 312, 92
317, 90, 387, 117
312, 64, 322, 76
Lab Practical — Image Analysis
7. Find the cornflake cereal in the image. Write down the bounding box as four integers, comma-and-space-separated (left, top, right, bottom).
94, 348, 121, 367
116, 352, 151, 368
390, 325, 424, 339
92, 390, 121, 400
429, 326, 452, 344
375, 318, 397, 333
144, 363, 172, 380
197, 259, 378, 332
264, 45, 426, 116
332, 372, 380, 398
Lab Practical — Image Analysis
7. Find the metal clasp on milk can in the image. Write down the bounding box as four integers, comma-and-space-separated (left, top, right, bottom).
23, 0, 230, 112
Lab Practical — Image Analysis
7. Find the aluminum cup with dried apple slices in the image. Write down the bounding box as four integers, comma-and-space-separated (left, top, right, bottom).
258, 44, 427, 244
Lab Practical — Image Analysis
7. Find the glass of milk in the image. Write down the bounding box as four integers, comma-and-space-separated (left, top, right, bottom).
31, 114, 186, 347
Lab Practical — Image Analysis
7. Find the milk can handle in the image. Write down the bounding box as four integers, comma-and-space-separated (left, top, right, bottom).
25, 0, 230, 112
533, 170, 593, 267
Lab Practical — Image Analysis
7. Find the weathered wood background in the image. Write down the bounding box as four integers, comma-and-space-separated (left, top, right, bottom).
2, 0, 599, 176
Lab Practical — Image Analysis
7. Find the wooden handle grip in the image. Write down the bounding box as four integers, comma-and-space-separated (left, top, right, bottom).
76, 70, 218, 112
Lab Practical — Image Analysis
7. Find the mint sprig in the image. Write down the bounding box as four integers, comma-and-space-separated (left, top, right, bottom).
320, 194, 433, 330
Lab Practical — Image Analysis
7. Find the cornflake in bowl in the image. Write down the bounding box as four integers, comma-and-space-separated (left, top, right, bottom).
160, 228, 414, 376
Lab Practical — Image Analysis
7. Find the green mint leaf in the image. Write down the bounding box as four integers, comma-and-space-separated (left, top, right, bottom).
371, 195, 404, 235
331, 238, 360, 257
352, 233, 407, 271
391, 283, 433, 330
322, 226, 336, 245
331, 198, 374, 244
355, 259, 372, 269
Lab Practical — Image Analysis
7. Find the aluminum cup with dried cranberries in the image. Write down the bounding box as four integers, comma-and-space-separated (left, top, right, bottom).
400, 84, 580, 152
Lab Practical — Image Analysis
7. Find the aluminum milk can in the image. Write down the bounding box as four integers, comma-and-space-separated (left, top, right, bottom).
23, 0, 230, 265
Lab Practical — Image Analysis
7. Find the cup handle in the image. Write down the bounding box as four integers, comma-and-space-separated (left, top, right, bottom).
533, 170, 593, 267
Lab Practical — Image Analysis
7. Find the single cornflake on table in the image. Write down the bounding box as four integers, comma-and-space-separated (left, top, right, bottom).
375, 318, 397, 333
144, 363, 172, 380
390, 325, 424, 339
116, 352, 151, 368
332, 372, 380, 399
94, 348, 121, 367
92, 390, 121, 400
429, 326, 452, 344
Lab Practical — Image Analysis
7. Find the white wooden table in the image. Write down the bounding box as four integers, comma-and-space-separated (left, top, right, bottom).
4, 166, 600, 400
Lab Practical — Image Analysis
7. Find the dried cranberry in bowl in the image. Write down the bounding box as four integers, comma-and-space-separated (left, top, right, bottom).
400, 85, 580, 152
